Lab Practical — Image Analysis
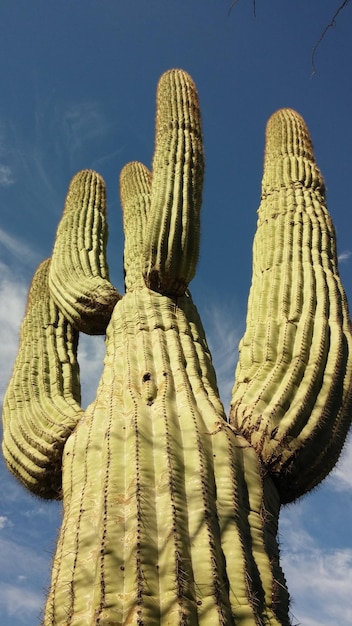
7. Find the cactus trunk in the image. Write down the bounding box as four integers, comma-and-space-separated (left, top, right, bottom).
46, 288, 288, 625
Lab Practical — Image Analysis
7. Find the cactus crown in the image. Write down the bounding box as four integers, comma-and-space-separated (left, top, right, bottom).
262, 107, 325, 194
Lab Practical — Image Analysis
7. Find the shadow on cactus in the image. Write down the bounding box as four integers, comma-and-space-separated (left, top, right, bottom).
2, 69, 352, 625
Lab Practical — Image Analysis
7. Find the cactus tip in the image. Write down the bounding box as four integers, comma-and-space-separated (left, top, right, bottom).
265, 107, 315, 162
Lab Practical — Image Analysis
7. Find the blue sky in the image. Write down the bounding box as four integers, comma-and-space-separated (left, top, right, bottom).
0, 1, 352, 624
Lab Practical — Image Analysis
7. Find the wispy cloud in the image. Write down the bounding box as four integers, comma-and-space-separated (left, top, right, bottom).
60, 101, 110, 162
33, 93, 114, 176
0, 531, 52, 624
280, 507, 352, 625
0, 537, 49, 583
283, 546, 352, 625
0, 96, 115, 228
0, 463, 61, 624
338, 250, 352, 263
0, 268, 27, 402
201, 299, 245, 413
0, 124, 16, 186
0, 228, 40, 266
77, 334, 106, 408
329, 436, 352, 490
0, 583, 43, 622
0, 164, 14, 186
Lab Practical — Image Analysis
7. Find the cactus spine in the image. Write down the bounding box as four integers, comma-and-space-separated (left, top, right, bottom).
2, 70, 352, 625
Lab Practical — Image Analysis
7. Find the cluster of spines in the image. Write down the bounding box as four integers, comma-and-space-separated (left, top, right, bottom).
230, 108, 352, 502
49, 169, 120, 334
2, 259, 83, 498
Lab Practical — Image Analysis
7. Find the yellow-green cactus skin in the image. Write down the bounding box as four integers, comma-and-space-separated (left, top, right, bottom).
2, 70, 352, 625
2, 258, 83, 498
49, 169, 121, 335
230, 108, 352, 503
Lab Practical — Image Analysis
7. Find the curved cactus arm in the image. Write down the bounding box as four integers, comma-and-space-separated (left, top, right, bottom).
230, 108, 352, 502
49, 169, 121, 335
2, 259, 83, 499
120, 161, 152, 291
143, 69, 204, 296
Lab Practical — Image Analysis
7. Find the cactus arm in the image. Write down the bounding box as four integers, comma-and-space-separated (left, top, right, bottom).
143, 69, 204, 296
2, 258, 83, 499
120, 160, 152, 291
49, 169, 121, 335
230, 108, 352, 502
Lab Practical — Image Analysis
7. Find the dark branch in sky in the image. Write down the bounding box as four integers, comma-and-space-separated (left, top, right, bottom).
228, 1, 350, 74
228, 0, 256, 18
311, 0, 351, 76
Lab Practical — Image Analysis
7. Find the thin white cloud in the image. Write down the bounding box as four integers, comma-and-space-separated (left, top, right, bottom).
0, 164, 14, 186
0, 583, 43, 620
35, 97, 113, 173
0, 228, 40, 266
78, 334, 107, 408
61, 101, 109, 154
0, 516, 9, 530
0, 533, 51, 622
329, 437, 352, 490
338, 250, 352, 263
0, 124, 15, 186
0, 537, 49, 584
0, 270, 27, 402
283, 547, 352, 625
280, 507, 352, 625
201, 299, 244, 413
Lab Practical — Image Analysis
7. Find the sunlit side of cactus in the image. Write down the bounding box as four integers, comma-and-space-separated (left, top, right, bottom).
2, 70, 352, 625
230, 109, 352, 502
2, 258, 83, 498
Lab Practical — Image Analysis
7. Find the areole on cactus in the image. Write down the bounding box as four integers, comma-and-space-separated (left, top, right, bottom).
2, 69, 352, 625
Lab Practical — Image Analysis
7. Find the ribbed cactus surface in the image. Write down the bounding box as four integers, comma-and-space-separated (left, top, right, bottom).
47, 289, 287, 625
230, 108, 352, 502
2, 258, 82, 498
49, 169, 120, 335
2, 70, 352, 625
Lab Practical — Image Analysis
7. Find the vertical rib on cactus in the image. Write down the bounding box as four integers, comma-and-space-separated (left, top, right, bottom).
230, 108, 352, 502
49, 169, 120, 335
2, 259, 83, 498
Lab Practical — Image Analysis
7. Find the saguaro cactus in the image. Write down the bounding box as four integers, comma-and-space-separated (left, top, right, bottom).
2, 70, 352, 625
